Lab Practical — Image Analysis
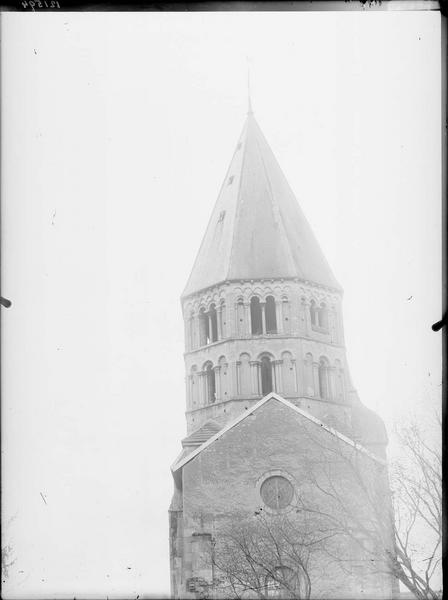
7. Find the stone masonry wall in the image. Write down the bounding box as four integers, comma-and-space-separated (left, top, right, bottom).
174, 399, 396, 599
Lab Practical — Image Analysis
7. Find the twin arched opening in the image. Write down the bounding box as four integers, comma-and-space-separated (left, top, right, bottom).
190, 358, 231, 406
187, 292, 340, 351
250, 295, 277, 335
198, 304, 219, 346
310, 300, 329, 331
303, 353, 345, 401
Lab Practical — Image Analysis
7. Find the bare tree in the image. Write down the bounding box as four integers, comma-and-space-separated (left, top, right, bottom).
388, 417, 442, 599
204, 427, 395, 599
295, 416, 442, 600
210, 510, 339, 599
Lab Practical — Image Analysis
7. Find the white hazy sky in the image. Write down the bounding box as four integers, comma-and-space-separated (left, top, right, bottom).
1, 9, 442, 599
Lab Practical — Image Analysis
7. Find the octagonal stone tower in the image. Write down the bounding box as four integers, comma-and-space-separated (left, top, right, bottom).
168, 103, 397, 600
179, 106, 385, 457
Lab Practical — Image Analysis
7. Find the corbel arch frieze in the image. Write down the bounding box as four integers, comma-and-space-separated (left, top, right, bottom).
202, 295, 213, 310
260, 288, 275, 301
197, 296, 208, 310
249, 286, 264, 299
274, 285, 290, 301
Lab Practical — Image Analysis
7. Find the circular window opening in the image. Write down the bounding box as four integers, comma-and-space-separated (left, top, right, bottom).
260, 475, 294, 509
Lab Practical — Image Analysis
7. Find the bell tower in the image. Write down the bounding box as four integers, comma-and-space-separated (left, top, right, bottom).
169, 104, 394, 600
179, 107, 383, 454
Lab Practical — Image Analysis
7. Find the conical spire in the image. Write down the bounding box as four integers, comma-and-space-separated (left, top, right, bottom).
182, 112, 341, 297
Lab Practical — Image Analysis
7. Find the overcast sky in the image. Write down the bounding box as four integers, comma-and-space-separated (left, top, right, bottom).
1, 9, 442, 599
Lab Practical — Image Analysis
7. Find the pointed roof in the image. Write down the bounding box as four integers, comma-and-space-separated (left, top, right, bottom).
182, 112, 341, 297
171, 393, 385, 474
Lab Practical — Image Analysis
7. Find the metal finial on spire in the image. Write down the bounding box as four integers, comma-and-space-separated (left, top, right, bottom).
247, 66, 253, 115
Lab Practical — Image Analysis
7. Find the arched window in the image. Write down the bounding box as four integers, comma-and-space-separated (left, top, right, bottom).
261, 355, 273, 395
250, 296, 263, 335
209, 304, 218, 342
265, 295, 277, 334
318, 357, 330, 399
318, 302, 329, 330
310, 300, 317, 327
199, 307, 209, 346
204, 362, 216, 404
